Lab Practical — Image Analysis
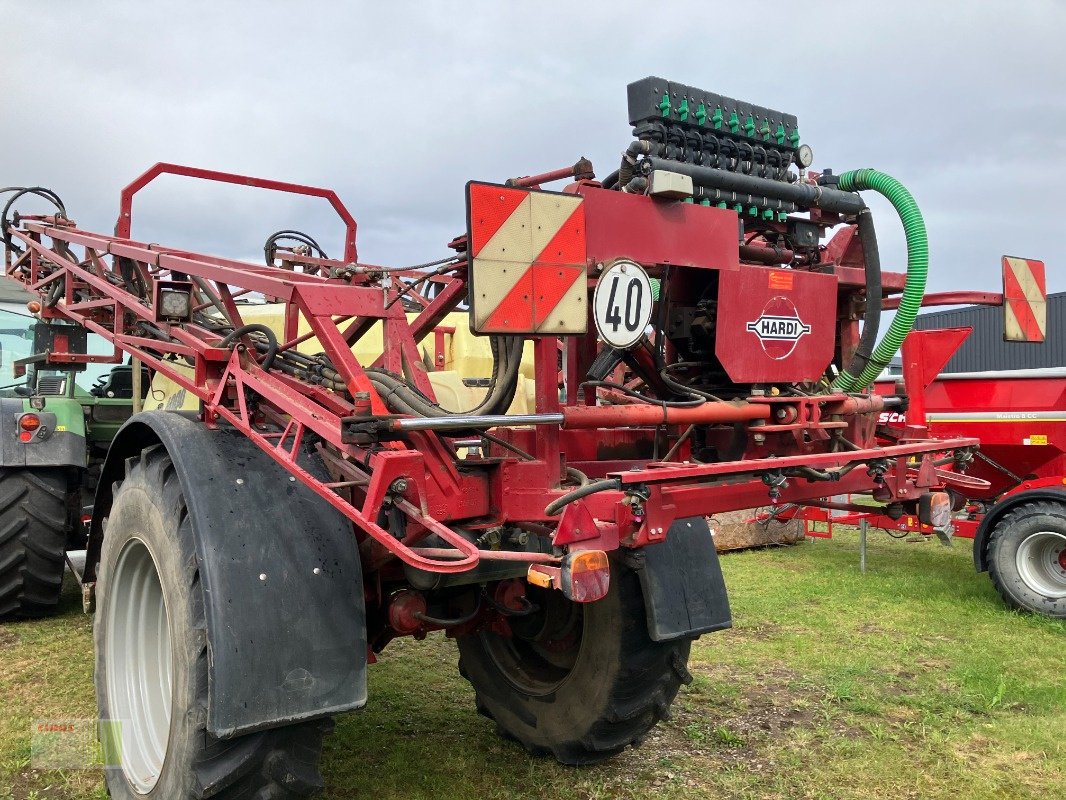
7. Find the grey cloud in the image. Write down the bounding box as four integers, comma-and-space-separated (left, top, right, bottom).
2, 0, 1063, 294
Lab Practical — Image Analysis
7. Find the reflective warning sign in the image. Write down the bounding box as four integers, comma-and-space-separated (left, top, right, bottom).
1002, 256, 1046, 343
467, 183, 587, 334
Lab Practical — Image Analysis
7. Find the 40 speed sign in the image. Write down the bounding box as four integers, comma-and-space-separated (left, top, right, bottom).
593, 260, 653, 349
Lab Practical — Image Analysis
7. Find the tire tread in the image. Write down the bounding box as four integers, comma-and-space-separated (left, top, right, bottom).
458, 558, 693, 765
0, 468, 70, 620
986, 500, 1066, 618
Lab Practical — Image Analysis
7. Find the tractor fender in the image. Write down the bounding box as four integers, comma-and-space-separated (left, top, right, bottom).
0, 397, 86, 467
972, 486, 1066, 572
631, 516, 732, 641
87, 411, 367, 738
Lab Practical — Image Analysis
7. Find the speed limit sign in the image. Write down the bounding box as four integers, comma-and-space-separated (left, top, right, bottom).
593, 260, 653, 348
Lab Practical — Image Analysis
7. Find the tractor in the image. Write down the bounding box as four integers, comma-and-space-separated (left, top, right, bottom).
0, 275, 145, 618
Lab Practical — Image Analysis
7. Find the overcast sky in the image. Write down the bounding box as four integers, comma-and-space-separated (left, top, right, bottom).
2, 1, 1063, 297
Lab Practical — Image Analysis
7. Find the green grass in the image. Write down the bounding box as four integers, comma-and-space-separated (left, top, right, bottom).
2, 530, 1063, 799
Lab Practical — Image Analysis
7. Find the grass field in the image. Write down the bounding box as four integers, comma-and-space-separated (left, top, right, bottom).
2, 529, 1063, 800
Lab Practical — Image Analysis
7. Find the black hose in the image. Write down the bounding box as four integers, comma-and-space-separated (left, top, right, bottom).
191, 276, 234, 326
789, 462, 862, 482
1, 186, 67, 253
642, 157, 867, 214
43, 277, 64, 308
790, 466, 835, 481
839, 208, 882, 381
414, 599, 483, 628
545, 478, 622, 517
367, 334, 523, 418
263, 229, 328, 265
618, 140, 652, 189
659, 364, 725, 403
482, 590, 537, 617
834, 435, 862, 452
219, 324, 279, 371
581, 379, 705, 408
384, 260, 463, 310
565, 467, 590, 487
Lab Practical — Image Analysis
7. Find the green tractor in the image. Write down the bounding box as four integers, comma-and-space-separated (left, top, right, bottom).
0, 280, 144, 619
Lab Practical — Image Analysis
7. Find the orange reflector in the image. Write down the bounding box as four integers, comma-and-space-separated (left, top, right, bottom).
562, 549, 610, 603
26, 300, 41, 314
526, 566, 554, 589
19, 414, 40, 432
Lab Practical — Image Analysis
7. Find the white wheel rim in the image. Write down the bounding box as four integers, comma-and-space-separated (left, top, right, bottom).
105, 537, 173, 793
1015, 531, 1066, 599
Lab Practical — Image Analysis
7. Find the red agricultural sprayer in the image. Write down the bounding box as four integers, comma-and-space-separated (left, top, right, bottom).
0, 78, 982, 796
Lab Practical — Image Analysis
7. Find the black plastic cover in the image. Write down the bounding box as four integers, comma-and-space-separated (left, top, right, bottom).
89, 412, 367, 737
635, 516, 732, 642
627, 76, 798, 138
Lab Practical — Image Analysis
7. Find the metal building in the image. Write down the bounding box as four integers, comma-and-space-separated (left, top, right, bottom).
913, 291, 1063, 373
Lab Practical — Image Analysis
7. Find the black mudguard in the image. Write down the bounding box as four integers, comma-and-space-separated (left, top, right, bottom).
87, 411, 367, 737
633, 516, 732, 642
972, 487, 1066, 572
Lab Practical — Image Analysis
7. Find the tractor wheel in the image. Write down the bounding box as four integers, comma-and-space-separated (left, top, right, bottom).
456, 553, 693, 764
0, 468, 70, 620
94, 445, 331, 798
987, 501, 1066, 618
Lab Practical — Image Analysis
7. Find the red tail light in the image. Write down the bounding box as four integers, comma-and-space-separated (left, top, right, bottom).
528, 549, 611, 604
562, 550, 610, 603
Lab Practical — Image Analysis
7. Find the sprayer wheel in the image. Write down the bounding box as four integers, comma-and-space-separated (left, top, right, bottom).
456, 553, 693, 764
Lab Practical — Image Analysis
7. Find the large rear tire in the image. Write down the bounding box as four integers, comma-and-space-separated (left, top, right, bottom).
456, 554, 693, 765
0, 468, 70, 620
94, 445, 331, 798
987, 501, 1066, 618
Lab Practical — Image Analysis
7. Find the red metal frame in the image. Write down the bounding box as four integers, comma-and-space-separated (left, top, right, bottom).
116, 162, 359, 263
4, 163, 978, 586
806, 318, 1066, 543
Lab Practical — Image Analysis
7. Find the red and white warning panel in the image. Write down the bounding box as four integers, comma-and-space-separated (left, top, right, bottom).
1002, 256, 1046, 343
467, 182, 587, 334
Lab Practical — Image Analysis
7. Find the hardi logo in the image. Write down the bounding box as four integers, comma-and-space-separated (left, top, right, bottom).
745, 297, 812, 359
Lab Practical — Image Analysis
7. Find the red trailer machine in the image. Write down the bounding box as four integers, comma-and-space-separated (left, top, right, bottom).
796, 263, 1064, 619
1, 78, 982, 796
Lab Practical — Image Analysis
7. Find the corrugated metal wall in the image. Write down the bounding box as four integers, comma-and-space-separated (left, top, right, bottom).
913, 292, 1063, 372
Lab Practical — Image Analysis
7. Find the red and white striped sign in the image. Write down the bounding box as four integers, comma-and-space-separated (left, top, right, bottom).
467, 182, 587, 334
1002, 256, 1046, 343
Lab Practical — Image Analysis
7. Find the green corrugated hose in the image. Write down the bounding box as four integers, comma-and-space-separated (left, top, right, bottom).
832, 169, 928, 391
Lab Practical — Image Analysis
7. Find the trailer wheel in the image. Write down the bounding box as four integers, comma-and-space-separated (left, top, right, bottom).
456, 554, 693, 764
0, 468, 69, 620
94, 445, 331, 798
987, 501, 1066, 618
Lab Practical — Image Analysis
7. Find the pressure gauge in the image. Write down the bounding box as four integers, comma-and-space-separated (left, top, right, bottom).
795, 144, 814, 168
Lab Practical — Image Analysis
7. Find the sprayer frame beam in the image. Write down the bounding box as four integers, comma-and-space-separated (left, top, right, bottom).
5, 161, 965, 575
